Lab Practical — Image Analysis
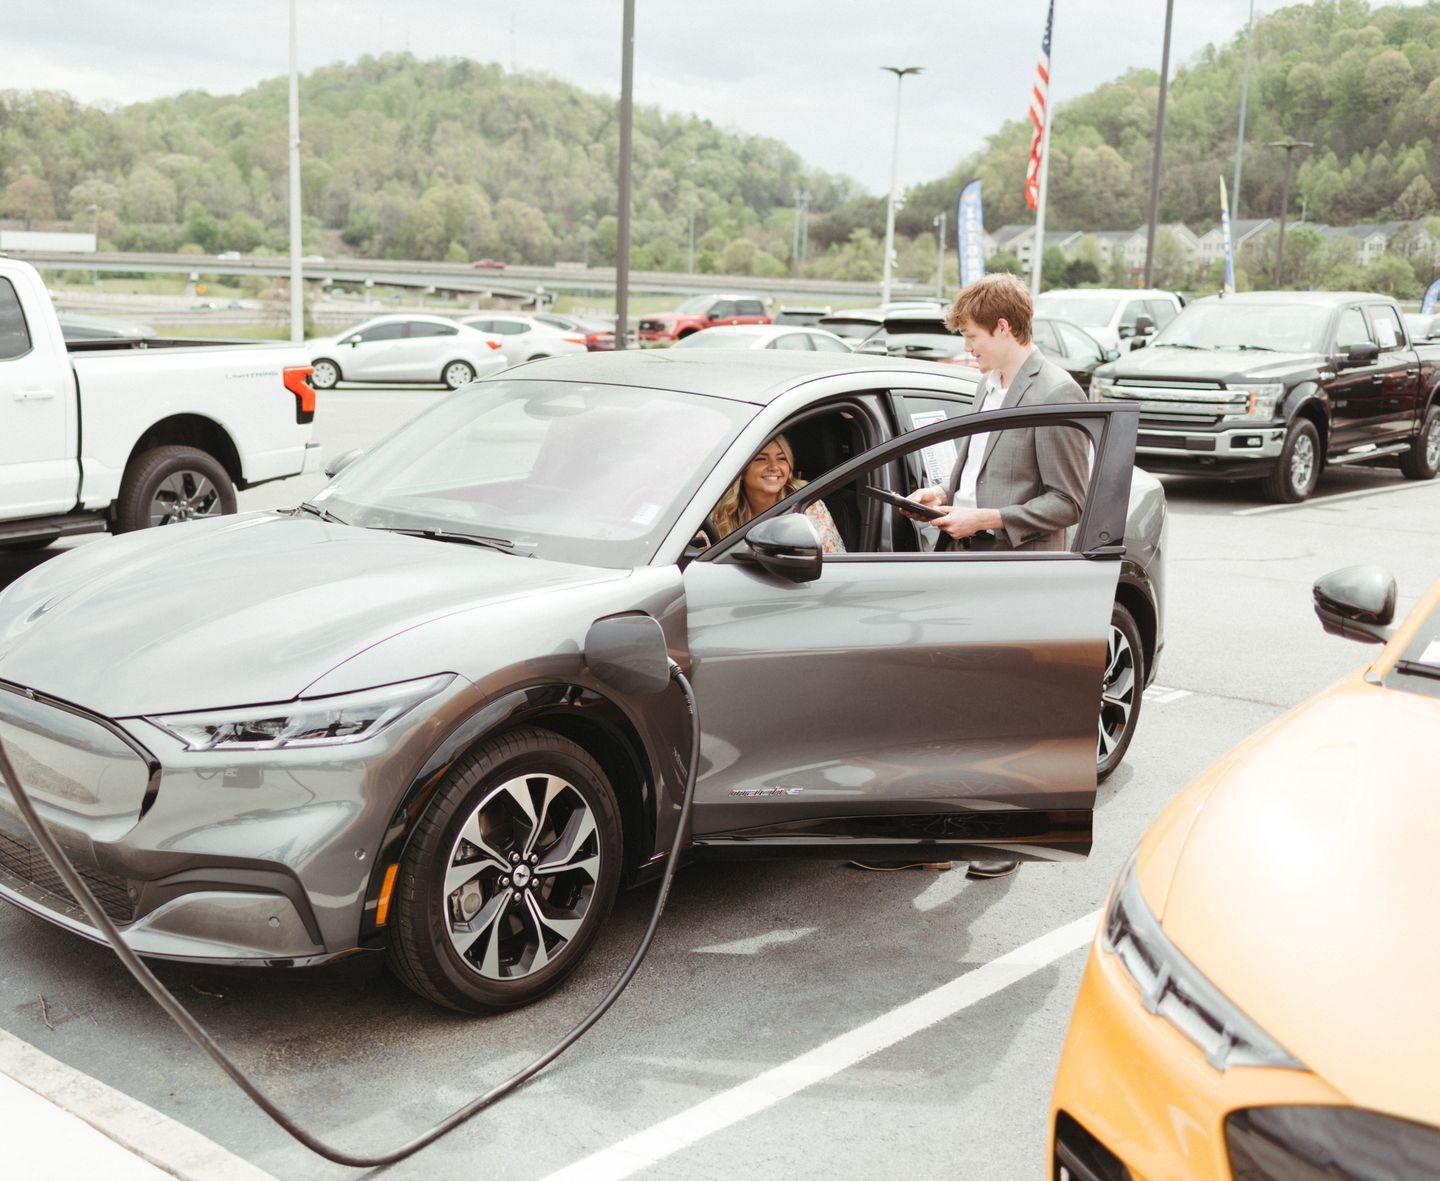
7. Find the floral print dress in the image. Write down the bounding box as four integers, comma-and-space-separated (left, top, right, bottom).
803, 500, 846, 554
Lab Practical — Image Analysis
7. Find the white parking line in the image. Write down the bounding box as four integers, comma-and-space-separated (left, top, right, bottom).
693, 928, 816, 955
1233, 480, 1439, 516
540, 909, 1101, 1181
1143, 685, 1192, 705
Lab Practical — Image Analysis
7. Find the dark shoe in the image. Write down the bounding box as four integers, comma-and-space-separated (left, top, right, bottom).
965, 859, 1019, 879
848, 860, 953, 872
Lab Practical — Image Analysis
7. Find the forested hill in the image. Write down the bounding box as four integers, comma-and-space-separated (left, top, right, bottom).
0, 54, 863, 270
896, 0, 1440, 237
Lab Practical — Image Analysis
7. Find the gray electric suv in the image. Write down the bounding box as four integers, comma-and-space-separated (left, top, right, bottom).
0, 350, 1164, 1012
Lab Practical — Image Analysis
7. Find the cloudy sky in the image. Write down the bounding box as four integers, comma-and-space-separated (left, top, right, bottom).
0, 1, 1381, 192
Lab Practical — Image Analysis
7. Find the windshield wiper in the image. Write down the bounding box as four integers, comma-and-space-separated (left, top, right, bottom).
1216, 343, 1277, 352
377, 527, 521, 555
1151, 342, 1206, 350
1394, 660, 1440, 682
296, 501, 347, 524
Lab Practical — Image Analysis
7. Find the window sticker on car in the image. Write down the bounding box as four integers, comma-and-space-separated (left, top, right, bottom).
909, 410, 958, 488
632, 502, 662, 526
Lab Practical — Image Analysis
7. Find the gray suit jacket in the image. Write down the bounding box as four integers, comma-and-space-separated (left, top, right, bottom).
944, 348, 1090, 552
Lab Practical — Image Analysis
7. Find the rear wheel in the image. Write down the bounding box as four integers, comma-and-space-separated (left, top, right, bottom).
114, 446, 236, 533
1399, 404, 1440, 481
386, 727, 623, 1013
1262, 419, 1321, 503
1097, 603, 1144, 782
311, 358, 341, 390
442, 360, 476, 390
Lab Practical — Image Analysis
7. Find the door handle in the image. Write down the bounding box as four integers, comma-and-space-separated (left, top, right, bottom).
13, 388, 57, 402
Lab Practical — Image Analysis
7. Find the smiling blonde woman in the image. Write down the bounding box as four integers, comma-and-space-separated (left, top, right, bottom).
711, 433, 845, 553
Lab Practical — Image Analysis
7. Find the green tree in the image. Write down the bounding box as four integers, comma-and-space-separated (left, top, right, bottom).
121, 163, 177, 223
3, 174, 54, 229
184, 202, 221, 253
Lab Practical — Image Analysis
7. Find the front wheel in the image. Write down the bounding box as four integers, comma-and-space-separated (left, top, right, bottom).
1399, 404, 1440, 481
1097, 603, 1145, 782
311, 358, 341, 390
386, 727, 623, 1013
1261, 419, 1321, 503
114, 446, 236, 533
442, 360, 476, 390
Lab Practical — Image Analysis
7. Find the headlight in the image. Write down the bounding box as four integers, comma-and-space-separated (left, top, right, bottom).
148, 674, 454, 751
1102, 858, 1303, 1071
1226, 1105, 1440, 1180
1224, 382, 1284, 420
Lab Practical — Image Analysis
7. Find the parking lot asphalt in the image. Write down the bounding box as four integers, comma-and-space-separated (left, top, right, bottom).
3, 383, 1438, 1180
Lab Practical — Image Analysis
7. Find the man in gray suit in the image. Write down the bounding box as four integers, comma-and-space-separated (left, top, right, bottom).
911, 273, 1090, 879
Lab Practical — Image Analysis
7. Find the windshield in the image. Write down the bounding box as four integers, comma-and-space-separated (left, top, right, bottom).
315, 379, 754, 568
1152, 303, 1330, 353
675, 331, 750, 348
1034, 296, 1118, 328
819, 318, 880, 339
676, 295, 714, 314
1391, 600, 1440, 696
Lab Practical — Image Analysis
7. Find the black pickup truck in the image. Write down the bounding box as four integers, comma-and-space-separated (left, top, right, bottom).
1093, 291, 1440, 501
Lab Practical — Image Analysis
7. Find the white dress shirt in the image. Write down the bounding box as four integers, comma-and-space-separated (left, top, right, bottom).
951, 379, 1008, 509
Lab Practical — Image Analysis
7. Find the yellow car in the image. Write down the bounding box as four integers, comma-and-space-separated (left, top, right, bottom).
1051, 566, 1440, 1180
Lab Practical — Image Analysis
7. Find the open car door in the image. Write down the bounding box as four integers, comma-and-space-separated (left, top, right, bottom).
681, 400, 1138, 864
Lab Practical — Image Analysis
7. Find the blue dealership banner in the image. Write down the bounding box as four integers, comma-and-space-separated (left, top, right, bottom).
1219, 177, 1235, 295
1423, 276, 1440, 316
957, 179, 986, 288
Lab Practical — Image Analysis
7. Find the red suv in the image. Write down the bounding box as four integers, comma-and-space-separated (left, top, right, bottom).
638, 294, 771, 345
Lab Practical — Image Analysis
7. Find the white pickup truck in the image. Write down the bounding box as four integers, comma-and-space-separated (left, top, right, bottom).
0, 257, 320, 550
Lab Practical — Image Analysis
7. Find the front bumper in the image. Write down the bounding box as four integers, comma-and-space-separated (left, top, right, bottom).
1133, 423, 1286, 479
0, 677, 471, 966
1051, 938, 1344, 1180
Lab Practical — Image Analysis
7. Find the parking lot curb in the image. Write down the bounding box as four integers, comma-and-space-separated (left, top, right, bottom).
0, 1028, 278, 1181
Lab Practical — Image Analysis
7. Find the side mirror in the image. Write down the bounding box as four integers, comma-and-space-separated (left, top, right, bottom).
324, 448, 364, 478
1103, 348, 1121, 362
1133, 315, 1157, 337
1313, 565, 1396, 644
854, 338, 888, 356
744, 514, 822, 583
1337, 341, 1380, 368
706, 311, 721, 322
585, 614, 672, 695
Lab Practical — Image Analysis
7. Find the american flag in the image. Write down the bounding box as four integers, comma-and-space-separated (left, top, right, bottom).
1025, 0, 1055, 212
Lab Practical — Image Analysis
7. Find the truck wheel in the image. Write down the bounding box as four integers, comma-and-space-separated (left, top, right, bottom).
1098, 602, 1145, 782
115, 446, 237, 533
386, 727, 623, 1013
1399, 404, 1440, 481
311, 358, 341, 390
442, 360, 476, 390
1261, 419, 1321, 503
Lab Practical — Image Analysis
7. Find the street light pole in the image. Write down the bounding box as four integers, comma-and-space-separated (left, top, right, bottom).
287, 0, 303, 343
614, 0, 635, 349
1142, 0, 1175, 289
1270, 139, 1313, 287
933, 210, 947, 300
880, 66, 923, 308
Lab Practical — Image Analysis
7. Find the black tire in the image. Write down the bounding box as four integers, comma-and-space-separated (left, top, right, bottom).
525, 353, 550, 363
1261, 418, 1322, 503
311, 358, 341, 390
0, 535, 58, 552
442, 359, 476, 390
114, 445, 237, 533
1399, 403, 1440, 481
386, 727, 623, 1013
1097, 602, 1145, 782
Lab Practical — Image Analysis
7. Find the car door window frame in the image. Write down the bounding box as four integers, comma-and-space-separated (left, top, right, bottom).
700, 401, 1136, 565
0, 277, 34, 361
1333, 306, 1373, 352
1364, 304, 1406, 351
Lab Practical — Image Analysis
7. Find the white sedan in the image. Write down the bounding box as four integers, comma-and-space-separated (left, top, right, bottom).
308, 314, 508, 391
670, 324, 853, 352
456, 313, 590, 366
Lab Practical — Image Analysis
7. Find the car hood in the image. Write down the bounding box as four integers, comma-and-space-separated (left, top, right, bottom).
1156, 676, 1440, 1126
1104, 345, 1320, 385
0, 514, 626, 717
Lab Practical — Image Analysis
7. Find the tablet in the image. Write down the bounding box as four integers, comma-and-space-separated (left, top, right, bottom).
861, 484, 946, 521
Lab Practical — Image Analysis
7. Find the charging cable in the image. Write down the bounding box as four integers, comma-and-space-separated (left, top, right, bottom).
0, 663, 700, 1168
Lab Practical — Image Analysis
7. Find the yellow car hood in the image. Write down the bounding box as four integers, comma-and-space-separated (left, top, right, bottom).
1157, 674, 1440, 1127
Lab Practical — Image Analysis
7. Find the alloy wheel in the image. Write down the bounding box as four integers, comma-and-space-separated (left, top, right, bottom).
443, 773, 600, 981
444, 361, 475, 390
311, 359, 339, 389
1098, 623, 1136, 766
150, 470, 223, 526
1290, 433, 1316, 494
1426, 417, 1440, 469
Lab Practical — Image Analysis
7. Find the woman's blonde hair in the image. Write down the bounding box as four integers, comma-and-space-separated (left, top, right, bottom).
712, 433, 807, 539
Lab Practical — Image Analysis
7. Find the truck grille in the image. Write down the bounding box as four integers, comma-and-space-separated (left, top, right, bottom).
1101, 382, 1244, 430
0, 829, 135, 924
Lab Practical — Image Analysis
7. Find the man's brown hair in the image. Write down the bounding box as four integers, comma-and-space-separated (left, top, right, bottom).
944, 272, 1033, 344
